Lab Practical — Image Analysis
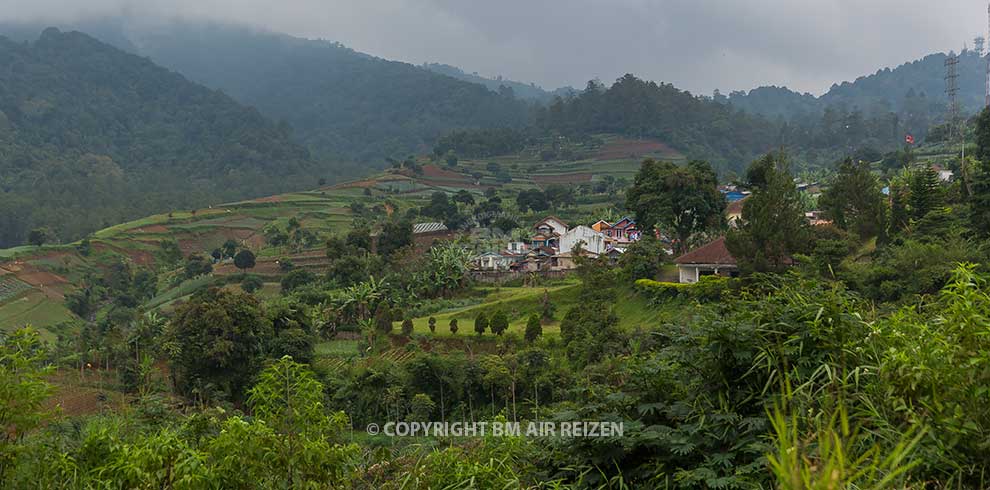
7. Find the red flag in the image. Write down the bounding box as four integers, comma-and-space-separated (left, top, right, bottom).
905, 134, 915, 145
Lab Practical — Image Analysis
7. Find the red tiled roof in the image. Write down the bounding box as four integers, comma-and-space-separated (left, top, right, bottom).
674, 237, 736, 265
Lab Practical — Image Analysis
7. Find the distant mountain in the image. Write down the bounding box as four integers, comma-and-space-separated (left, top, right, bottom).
0, 28, 318, 247
717, 86, 820, 121
723, 50, 985, 137
421, 62, 575, 101
0, 21, 533, 164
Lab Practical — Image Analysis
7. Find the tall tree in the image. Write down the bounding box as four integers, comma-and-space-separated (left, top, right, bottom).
166, 288, 268, 401
377, 220, 413, 258
626, 159, 725, 254
818, 158, 887, 239
234, 250, 257, 270
726, 152, 810, 273
971, 107, 990, 235
908, 164, 943, 221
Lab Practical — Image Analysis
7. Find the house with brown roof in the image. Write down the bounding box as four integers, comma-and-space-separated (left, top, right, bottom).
673, 237, 738, 283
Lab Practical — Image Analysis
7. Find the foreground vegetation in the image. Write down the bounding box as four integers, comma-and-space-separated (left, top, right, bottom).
7, 105, 990, 488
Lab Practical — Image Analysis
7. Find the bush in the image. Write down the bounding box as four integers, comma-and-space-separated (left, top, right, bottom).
233, 249, 256, 270
240, 275, 264, 293
525, 313, 542, 343
634, 276, 729, 302
401, 318, 414, 336
474, 311, 488, 336
280, 269, 316, 293
489, 310, 509, 336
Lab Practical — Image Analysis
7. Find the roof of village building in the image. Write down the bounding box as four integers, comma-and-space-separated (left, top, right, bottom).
413, 222, 448, 234
528, 246, 556, 256
674, 237, 736, 266
610, 217, 636, 229
534, 215, 569, 228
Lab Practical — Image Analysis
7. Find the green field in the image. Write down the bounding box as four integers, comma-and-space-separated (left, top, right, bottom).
0, 290, 74, 338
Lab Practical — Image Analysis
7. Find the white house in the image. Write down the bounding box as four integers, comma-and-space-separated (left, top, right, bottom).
673, 237, 738, 283
559, 225, 607, 255
533, 216, 568, 237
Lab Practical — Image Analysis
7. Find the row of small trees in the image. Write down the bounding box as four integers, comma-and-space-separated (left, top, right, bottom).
388, 310, 543, 343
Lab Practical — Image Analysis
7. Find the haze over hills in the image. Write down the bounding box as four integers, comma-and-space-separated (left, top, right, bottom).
0, 28, 317, 247
725, 49, 985, 125
0, 20, 534, 163
0, 17, 978, 248
421, 62, 576, 102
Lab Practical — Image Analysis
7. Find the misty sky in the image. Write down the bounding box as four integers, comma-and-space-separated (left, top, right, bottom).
2, 0, 988, 96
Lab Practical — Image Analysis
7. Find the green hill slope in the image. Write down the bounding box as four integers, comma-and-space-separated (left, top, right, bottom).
1, 21, 532, 163
0, 28, 320, 248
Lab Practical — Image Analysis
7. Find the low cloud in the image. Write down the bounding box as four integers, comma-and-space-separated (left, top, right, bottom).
0, 0, 984, 95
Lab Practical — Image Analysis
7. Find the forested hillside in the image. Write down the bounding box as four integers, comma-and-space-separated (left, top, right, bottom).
529, 75, 912, 173
128, 23, 531, 162
1, 22, 534, 163
422, 62, 575, 101
0, 28, 317, 247
725, 49, 983, 140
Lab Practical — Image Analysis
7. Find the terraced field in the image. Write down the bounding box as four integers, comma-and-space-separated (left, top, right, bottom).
0, 132, 679, 333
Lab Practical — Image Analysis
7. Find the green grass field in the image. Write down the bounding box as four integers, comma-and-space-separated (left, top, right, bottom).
393, 282, 673, 338
0, 290, 75, 337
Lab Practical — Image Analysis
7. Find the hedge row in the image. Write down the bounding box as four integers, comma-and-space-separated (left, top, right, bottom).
633, 275, 729, 302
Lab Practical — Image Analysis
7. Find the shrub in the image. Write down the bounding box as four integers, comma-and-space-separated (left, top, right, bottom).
240, 275, 264, 293
524, 313, 542, 343
233, 249, 256, 270
634, 276, 729, 302
489, 310, 509, 336
401, 318, 414, 336
280, 269, 316, 293
474, 311, 488, 336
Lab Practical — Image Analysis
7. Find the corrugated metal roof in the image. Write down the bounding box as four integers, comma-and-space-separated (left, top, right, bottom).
413, 222, 449, 234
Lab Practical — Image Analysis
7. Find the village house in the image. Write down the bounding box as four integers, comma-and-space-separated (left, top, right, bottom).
474, 251, 514, 271
506, 241, 528, 254
591, 220, 611, 233
602, 217, 641, 248
604, 247, 624, 266
473, 215, 641, 274
518, 246, 557, 272
673, 237, 738, 283
533, 216, 568, 236
530, 216, 567, 250
530, 233, 559, 250
559, 225, 607, 255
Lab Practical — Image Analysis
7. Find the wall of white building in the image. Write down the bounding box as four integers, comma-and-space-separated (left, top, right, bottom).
560, 225, 606, 254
